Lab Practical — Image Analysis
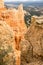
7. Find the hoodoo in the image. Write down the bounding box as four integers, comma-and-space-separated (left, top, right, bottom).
0, 1, 27, 65
0, 0, 4, 8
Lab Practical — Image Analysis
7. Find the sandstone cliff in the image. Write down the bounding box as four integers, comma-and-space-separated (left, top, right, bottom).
22, 16, 43, 65
0, 4, 27, 50
0, 1, 43, 65
0, 2, 27, 65
0, 21, 15, 65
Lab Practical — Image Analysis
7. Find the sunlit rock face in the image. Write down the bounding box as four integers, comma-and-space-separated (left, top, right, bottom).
31, 15, 43, 24
0, 4, 27, 65
0, 4, 27, 50
0, 2, 43, 65
20, 15, 43, 65
25, 16, 43, 56
0, 0, 4, 8
0, 4, 27, 35
0, 0, 6, 13
0, 21, 16, 65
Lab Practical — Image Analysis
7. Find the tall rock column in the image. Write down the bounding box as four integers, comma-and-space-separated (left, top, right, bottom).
18, 4, 27, 36
0, 0, 4, 8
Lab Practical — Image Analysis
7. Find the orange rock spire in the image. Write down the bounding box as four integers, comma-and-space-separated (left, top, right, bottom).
0, 3, 27, 65
0, 0, 4, 8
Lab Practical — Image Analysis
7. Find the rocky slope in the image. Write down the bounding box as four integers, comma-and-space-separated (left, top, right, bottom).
0, 21, 15, 65
0, 1, 27, 65
20, 16, 43, 65
0, 4, 27, 50
0, 0, 43, 65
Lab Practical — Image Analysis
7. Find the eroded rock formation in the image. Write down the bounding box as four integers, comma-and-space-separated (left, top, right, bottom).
0, 0, 4, 8
23, 16, 43, 65
0, 4, 27, 50
0, 21, 16, 65
20, 39, 33, 65
0, 1, 43, 65
0, 2, 27, 65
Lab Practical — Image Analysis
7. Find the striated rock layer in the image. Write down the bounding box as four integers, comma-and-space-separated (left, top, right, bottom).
25, 16, 43, 56
20, 16, 43, 65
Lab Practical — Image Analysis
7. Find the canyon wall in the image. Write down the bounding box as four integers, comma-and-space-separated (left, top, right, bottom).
22, 15, 43, 65
0, 1, 43, 65
0, 2, 27, 65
